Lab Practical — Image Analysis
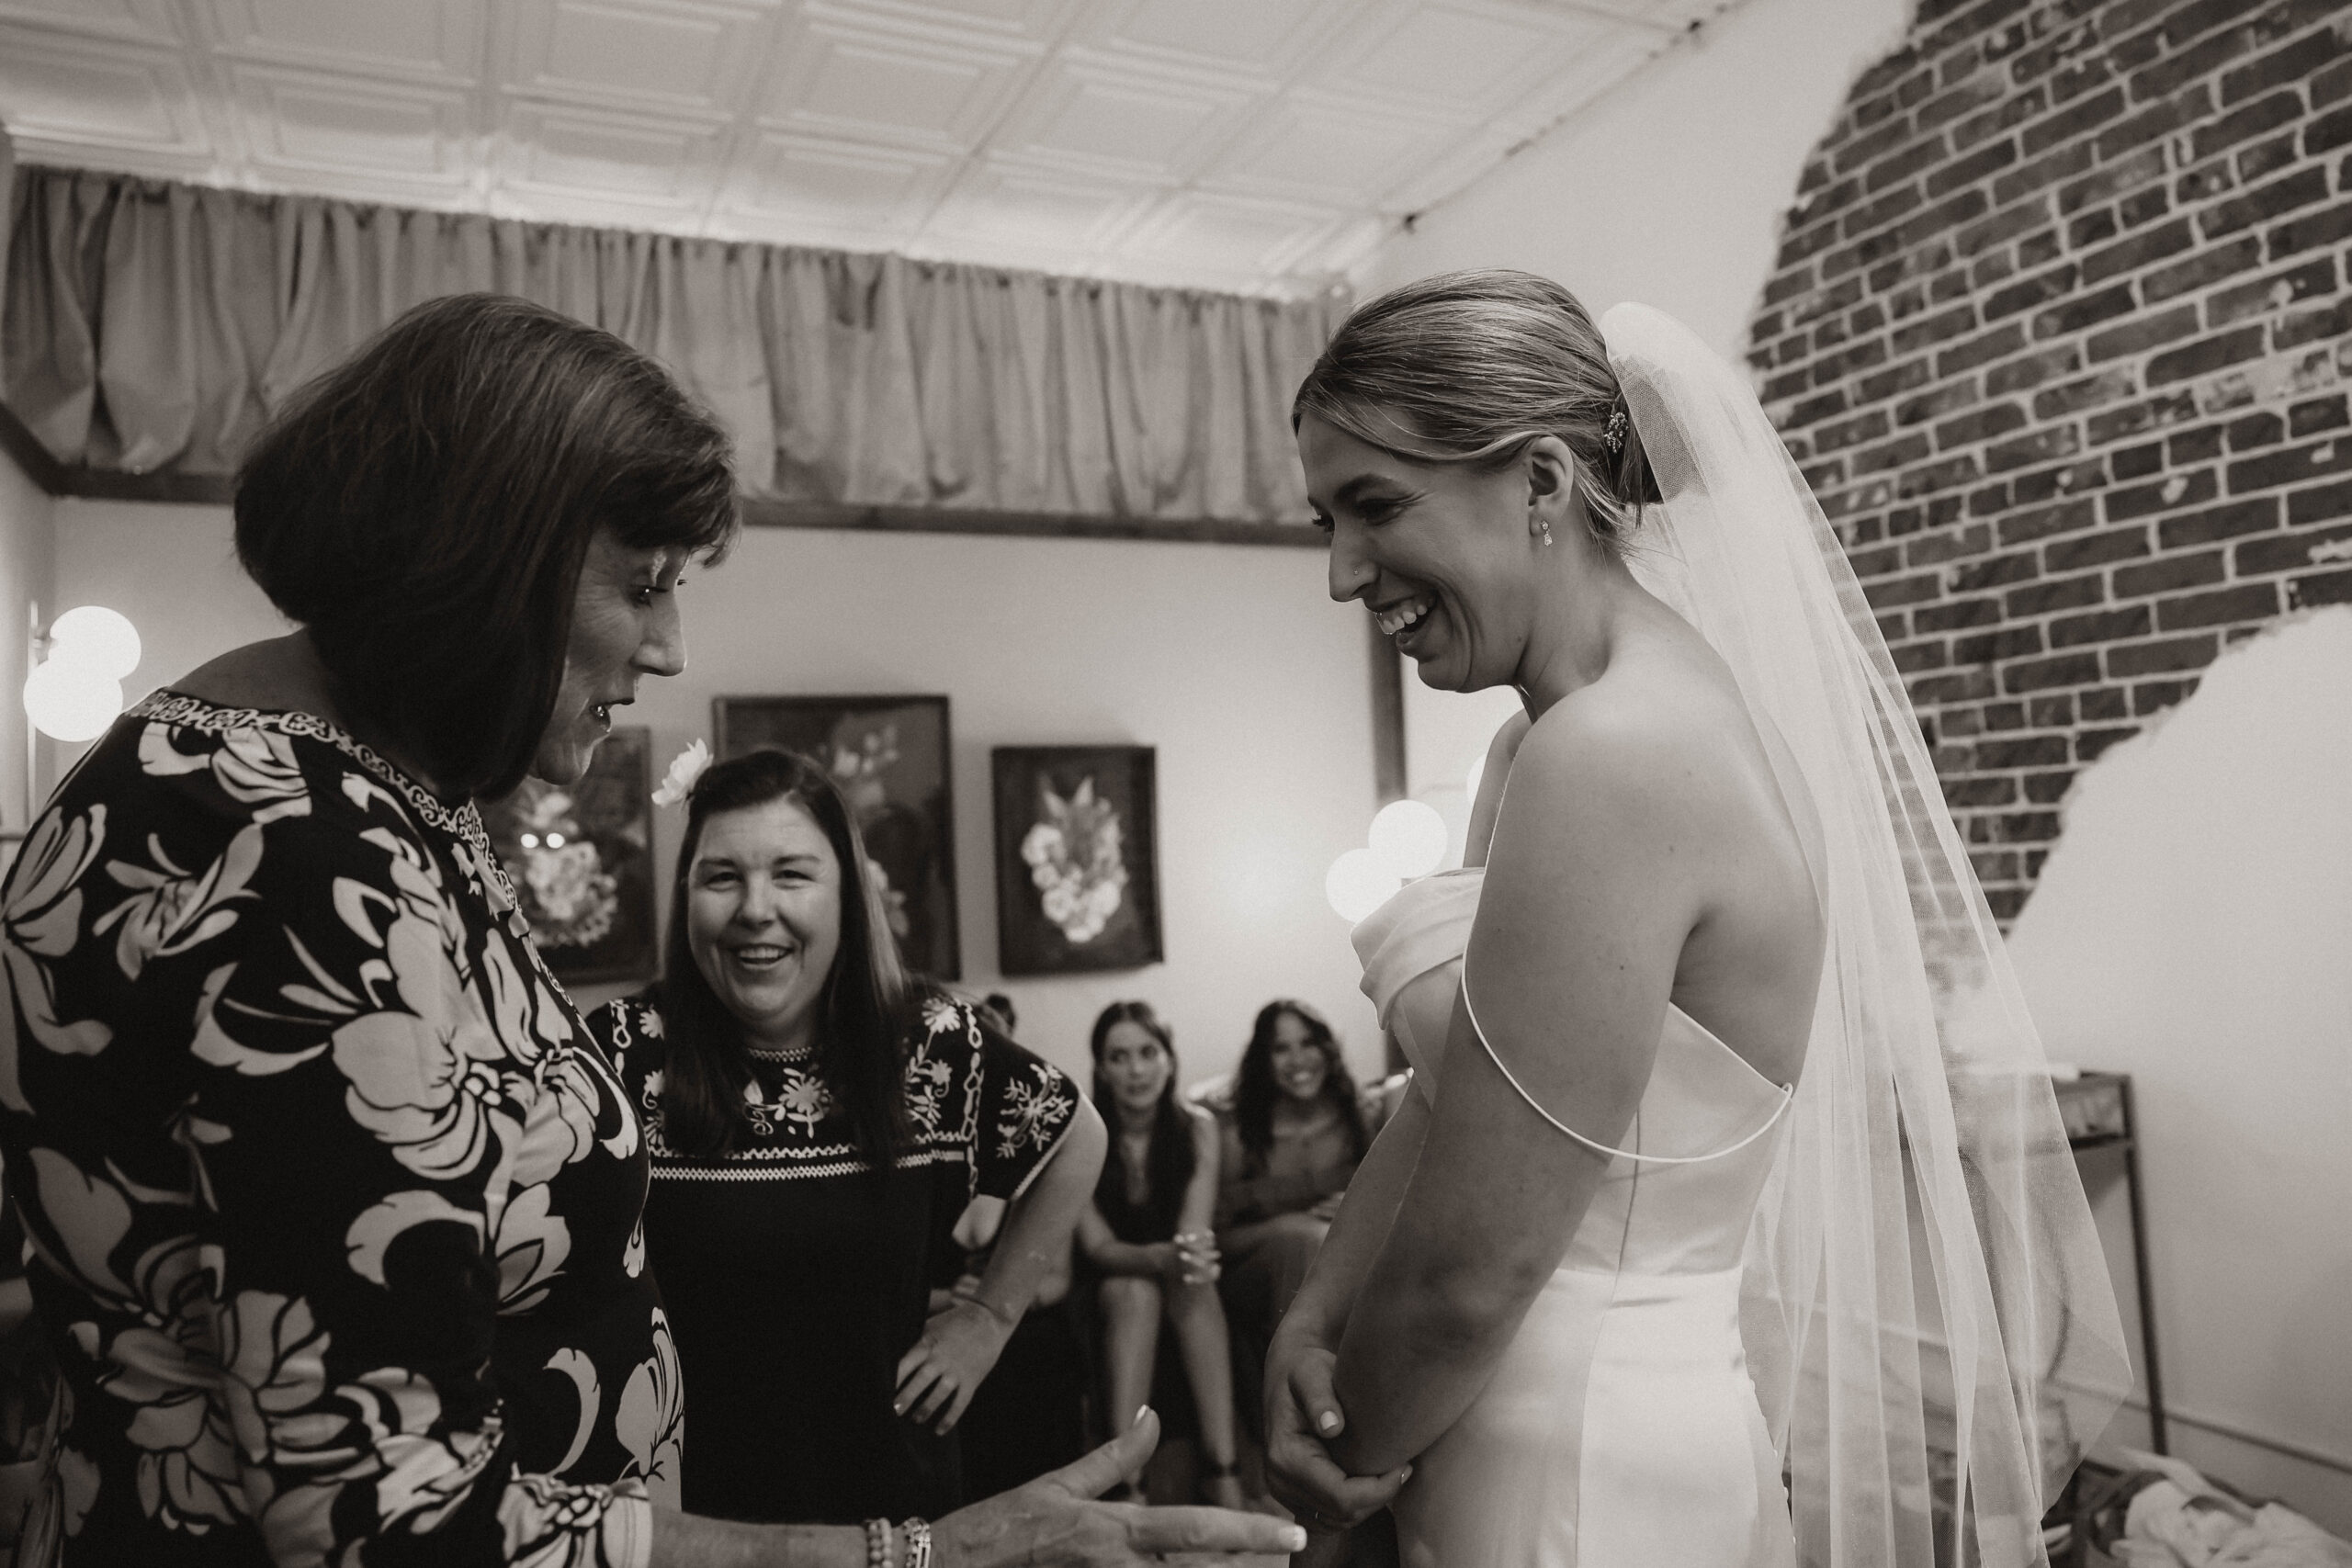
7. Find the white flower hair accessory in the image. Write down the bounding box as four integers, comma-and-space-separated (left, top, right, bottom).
651, 739, 713, 808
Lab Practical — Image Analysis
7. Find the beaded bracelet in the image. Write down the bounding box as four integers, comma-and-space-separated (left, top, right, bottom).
864, 1517, 893, 1568
899, 1517, 933, 1568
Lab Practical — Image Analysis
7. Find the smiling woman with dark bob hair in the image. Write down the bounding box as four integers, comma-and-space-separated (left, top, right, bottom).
0, 293, 1300, 1568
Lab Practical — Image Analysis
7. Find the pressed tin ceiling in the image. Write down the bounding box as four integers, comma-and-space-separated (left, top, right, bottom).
0, 0, 1727, 297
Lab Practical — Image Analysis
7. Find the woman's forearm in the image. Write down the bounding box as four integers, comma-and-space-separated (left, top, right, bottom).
651, 1507, 864, 1567
1272, 1092, 1428, 1349
1327, 1234, 1530, 1475
968, 1102, 1103, 1323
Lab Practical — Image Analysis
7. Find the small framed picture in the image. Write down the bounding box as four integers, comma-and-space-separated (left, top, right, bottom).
484, 725, 660, 986
714, 694, 961, 980
991, 745, 1162, 976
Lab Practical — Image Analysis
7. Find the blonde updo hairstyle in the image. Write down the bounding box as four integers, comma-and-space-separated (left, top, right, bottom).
1293, 269, 1661, 554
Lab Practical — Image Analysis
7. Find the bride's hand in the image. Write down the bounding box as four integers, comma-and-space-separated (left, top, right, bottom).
933, 1407, 1306, 1564
1261, 1337, 1410, 1534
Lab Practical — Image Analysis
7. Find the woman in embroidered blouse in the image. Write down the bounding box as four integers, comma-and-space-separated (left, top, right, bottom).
0, 294, 1298, 1568
583, 750, 1107, 1527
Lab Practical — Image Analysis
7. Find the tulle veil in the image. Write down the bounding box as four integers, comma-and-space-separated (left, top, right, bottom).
1601, 302, 2132, 1566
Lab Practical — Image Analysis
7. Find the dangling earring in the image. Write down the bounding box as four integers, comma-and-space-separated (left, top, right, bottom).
1540, 521, 1555, 547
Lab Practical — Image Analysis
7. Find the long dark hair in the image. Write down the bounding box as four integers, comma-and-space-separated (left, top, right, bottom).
1232, 998, 1368, 1175
654, 749, 917, 1160
1090, 1001, 1195, 1215
235, 294, 738, 799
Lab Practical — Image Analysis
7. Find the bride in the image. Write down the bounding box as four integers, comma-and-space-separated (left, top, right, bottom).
1264, 272, 2131, 1567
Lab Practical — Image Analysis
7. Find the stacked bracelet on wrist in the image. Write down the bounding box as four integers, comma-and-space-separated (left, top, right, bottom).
864, 1518, 893, 1568
899, 1517, 933, 1568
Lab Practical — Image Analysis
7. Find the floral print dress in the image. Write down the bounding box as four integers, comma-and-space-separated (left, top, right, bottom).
585, 993, 1078, 1525
0, 694, 678, 1567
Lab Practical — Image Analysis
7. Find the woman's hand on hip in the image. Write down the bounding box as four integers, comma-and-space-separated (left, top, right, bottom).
1261, 1335, 1409, 1535
895, 1298, 1016, 1433
933, 1407, 1305, 1566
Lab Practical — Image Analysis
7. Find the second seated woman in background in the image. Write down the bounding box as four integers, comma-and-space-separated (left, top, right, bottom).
586, 748, 1107, 1526
1210, 1001, 1370, 1372
1076, 1003, 1246, 1510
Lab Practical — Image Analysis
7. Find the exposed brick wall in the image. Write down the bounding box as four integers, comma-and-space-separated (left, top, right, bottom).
1750, 0, 2352, 922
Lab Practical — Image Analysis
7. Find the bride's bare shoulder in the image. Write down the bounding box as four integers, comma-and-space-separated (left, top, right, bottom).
1518, 653, 1740, 801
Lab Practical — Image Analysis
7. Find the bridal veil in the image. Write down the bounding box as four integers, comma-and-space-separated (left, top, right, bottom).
1600, 302, 2132, 1567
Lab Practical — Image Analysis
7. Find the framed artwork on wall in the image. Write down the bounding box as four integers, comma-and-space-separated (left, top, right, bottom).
991, 745, 1162, 976
484, 725, 660, 986
714, 694, 961, 980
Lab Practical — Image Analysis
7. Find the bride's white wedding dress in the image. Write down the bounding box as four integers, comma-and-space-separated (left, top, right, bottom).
1356, 867, 1799, 1568
1314, 300, 2126, 1567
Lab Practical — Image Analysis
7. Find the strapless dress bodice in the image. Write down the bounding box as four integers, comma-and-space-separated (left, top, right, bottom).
1353, 867, 1792, 1277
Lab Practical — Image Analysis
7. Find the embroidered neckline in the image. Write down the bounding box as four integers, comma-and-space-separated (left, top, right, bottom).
746, 1045, 818, 1064
129, 691, 519, 905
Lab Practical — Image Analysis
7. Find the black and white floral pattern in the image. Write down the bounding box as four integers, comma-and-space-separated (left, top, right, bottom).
0, 695, 670, 1567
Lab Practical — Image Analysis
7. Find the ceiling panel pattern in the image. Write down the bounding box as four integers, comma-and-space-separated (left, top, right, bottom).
0, 0, 1726, 296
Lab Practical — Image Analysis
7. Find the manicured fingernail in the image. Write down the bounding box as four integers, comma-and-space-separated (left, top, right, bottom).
1134, 1404, 1152, 1428
1283, 1527, 1308, 1551
1317, 1411, 1340, 1434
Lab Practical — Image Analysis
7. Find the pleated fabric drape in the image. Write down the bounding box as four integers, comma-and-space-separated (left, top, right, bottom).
1, 165, 1345, 525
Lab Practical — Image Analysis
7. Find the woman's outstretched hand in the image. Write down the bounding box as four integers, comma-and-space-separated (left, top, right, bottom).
1261, 1337, 1410, 1537
933, 1407, 1306, 1565
896, 1298, 1017, 1433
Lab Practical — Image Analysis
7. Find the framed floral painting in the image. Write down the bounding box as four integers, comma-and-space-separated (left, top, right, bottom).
714, 694, 961, 980
991, 745, 1162, 976
483, 725, 660, 985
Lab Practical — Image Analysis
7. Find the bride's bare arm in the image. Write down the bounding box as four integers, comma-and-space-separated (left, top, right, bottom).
1273, 1081, 1427, 1349
1258, 1086, 1428, 1525
1327, 703, 1707, 1476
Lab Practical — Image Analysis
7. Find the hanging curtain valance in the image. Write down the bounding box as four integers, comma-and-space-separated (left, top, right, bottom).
2, 164, 1345, 527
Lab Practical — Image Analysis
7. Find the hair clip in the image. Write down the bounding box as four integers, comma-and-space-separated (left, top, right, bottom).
651, 738, 713, 807
1601, 406, 1630, 457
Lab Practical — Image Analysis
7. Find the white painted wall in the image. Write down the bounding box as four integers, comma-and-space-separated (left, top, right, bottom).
2007, 610, 2352, 1535
1362, 0, 1911, 364
0, 446, 52, 834
49, 500, 1385, 1092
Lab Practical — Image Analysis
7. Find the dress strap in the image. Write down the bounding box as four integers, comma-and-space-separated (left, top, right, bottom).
1460, 977, 1792, 1166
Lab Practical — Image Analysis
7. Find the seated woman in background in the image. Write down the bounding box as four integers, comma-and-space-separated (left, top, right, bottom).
1212, 1001, 1373, 1340
1077, 1004, 1245, 1509
586, 749, 1108, 1526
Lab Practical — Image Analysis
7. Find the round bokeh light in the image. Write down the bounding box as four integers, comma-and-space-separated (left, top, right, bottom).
1325, 847, 1402, 923
24, 660, 125, 742
1368, 798, 1449, 881
49, 605, 142, 682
